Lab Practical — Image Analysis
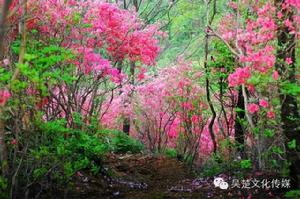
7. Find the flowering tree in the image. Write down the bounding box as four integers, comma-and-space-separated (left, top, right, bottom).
101, 59, 234, 163
210, 0, 299, 185
0, 0, 162, 184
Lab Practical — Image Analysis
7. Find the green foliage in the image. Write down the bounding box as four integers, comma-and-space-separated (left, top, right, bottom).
103, 129, 144, 153
0, 176, 8, 199
28, 119, 108, 184
272, 146, 285, 155
10, 36, 75, 96
0, 176, 7, 190
207, 40, 235, 94
287, 139, 296, 150
0, 67, 12, 85
199, 155, 255, 178
19, 119, 145, 192
284, 190, 300, 198
247, 71, 274, 87
264, 129, 275, 138
240, 159, 252, 169
281, 81, 300, 96
209, 40, 235, 73
199, 153, 239, 177
164, 148, 177, 158
200, 159, 224, 177
157, 0, 228, 66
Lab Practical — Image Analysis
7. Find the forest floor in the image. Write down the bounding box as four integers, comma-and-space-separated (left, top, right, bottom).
51, 153, 287, 199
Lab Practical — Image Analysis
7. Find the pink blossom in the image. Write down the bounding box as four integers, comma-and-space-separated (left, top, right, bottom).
247, 103, 259, 114
229, 1, 238, 10
247, 84, 255, 93
137, 68, 147, 81
285, 0, 300, 10
285, 57, 293, 65
284, 19, 295, 32
3, 59, 10, 66
0, 89, 11, 106
277, 11, 283, 19
109, 68, 120, 77
191, 115, 198, 123
228, 67, 251, 87
168, 118, 180, 138
11, 139, 17, 145
137, 73, 145, 81
272, 70, 279, 80
267, 111, 275, 119
181, 102, 194, 110
259, 99, 269, 108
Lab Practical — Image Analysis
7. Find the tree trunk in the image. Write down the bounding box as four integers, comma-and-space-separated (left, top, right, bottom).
122, 62, 135, 135
234, 87, 245, 158
0, 0, 13, 176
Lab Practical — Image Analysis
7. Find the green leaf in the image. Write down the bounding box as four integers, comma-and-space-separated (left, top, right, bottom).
33, 167, 48, 179
272, 146, 284, 155
24, 53, 37, 61
281, 82, 300, 96
264, 129, 274, 138
31, 29, 38, 34
247, 75, 260, 85
240, 159, 252, 169
64, 162, 74, 178
287, 139, 296, 149
285, 190, 300, 198
73, 12, 82, 23
82, 23, 92, 28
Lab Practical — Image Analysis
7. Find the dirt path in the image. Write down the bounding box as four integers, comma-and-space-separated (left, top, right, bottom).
103, 153, 196, 199
68, 153, 284, 199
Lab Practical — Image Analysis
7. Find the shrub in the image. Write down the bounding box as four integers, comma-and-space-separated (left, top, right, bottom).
103, 130, 144, 154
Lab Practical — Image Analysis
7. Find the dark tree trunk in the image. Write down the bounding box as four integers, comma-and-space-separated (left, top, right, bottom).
275, 0, 300, 189
234, 87, 245, 158
204, 34, 217, 153
122, 118, 130, 135
122, 62, 135, 135
121, 1, 139, 135
0, 0, 13, 177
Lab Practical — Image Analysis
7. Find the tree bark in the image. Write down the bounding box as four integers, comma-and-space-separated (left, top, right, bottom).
204, 0, 217, 153
0, 0, 13, 176
234, 87, 245, 158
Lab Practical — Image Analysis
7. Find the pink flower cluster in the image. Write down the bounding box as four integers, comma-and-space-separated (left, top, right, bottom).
220, 1, 286, 125
228, 67, 251, 87
223, 3, 280, 87
0, 89, 11, 106
248, 99, 276, 119
259, 99, 269, 108
240, 46, 276, 73
247, 103, 259, 114
23, 0, 161, 82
